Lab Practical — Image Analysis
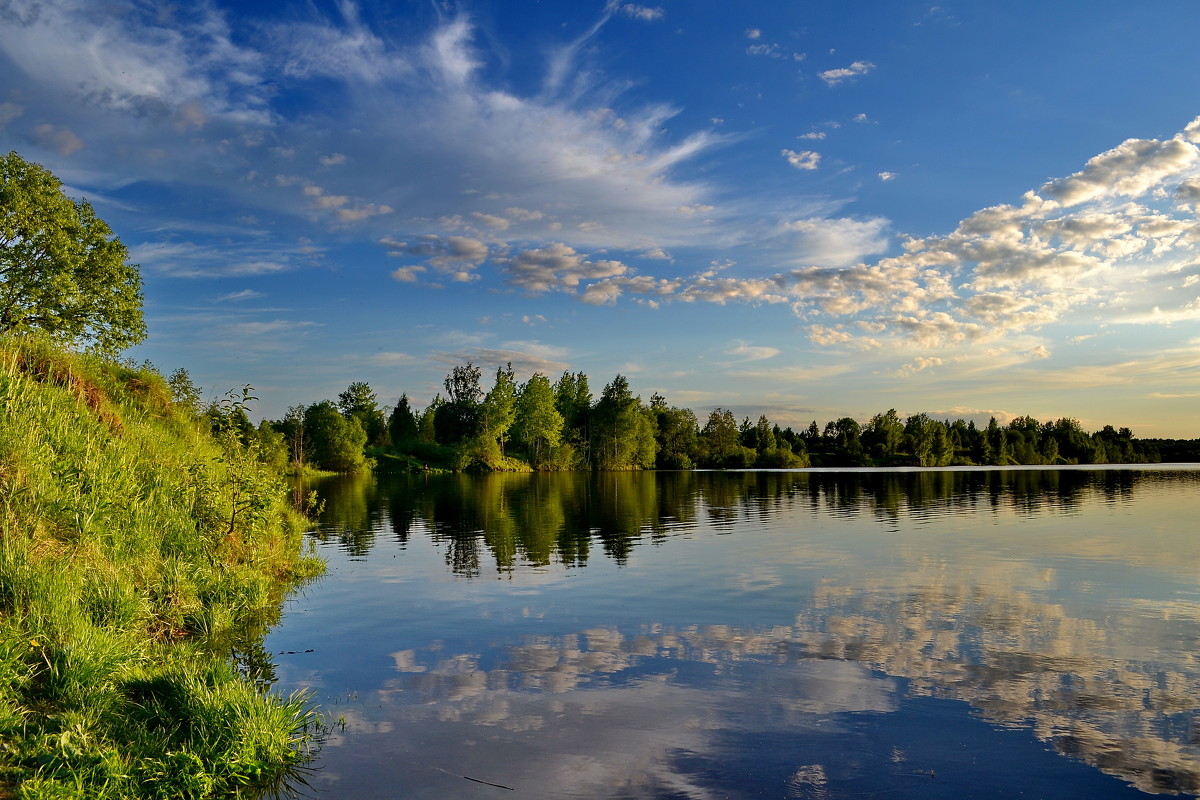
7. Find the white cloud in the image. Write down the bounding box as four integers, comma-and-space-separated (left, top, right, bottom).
213, 289, 264, 303
878, 172, 895, 181
1040, 136, 1199, 207
819, 61, 875, 86
745, 28, 762, 40
500, 243, 629, 293
779, 217, 890, 267
129, 240, 301, 278
390, 265, 428, 283
618, 5, 664, 22
782, 149, 820, 170
727, 340, 781, 361
894, 356, 943, 377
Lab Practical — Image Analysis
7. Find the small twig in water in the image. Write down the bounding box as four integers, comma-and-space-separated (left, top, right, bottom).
432, 766, 515, 791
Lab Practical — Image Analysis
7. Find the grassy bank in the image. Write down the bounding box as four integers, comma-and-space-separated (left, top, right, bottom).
0, 336, 324, 798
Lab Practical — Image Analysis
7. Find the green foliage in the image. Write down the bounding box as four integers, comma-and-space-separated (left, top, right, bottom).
698, 408, 752, 468
512, 373, 563, 468
435, 363, 483, 445
387, 393, 419, 447
651, 398, 698, 470
479, 364, 517, 456
303, 400, 369, 473
590, 375, 656, 470
166, 368, 202, 416
0, 335, 323, 798
368, 359, 1164, 473
0, 152, 145, 355
337, 381, 388, 447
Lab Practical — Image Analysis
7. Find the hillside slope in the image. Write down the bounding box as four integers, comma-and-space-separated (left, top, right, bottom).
0, 336, 323, 799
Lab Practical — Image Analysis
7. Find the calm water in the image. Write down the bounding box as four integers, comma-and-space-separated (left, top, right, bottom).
267, 467, 1200, 799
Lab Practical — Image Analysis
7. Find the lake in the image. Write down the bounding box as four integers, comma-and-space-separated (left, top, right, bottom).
266, 467, 1200, 799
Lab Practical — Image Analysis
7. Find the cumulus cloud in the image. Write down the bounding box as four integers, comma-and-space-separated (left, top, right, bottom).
782, 149, 821, 170
819, 61, 875, 86
1041, 137, 1199, 207
500, 243, 629, 294
382, 235, 489, 282
390, 265, 427, 283
895, 356, 943, 377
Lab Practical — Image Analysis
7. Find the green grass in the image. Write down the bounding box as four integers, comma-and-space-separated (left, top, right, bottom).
0, 335, 324, 799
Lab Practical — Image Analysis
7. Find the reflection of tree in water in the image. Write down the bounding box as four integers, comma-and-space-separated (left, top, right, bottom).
306, 469, 1196, 576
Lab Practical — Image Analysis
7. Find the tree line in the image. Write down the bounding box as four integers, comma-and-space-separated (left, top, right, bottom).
250, 361, 1166, 473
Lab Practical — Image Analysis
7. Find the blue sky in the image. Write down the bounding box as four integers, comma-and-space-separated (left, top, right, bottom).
4, 1, 1200, 436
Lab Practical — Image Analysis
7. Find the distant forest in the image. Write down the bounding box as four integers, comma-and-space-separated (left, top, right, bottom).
177, 362, 1198, 474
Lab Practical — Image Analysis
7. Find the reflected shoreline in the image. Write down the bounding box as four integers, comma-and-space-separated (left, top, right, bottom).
278, 467, 1200, 798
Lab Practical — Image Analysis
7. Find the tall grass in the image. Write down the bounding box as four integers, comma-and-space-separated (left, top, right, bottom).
0, 335, 324, 798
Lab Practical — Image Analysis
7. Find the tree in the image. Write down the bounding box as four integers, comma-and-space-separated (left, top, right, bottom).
436, 363, 483, 444
303, 400, 367, 472
167, 367, 202, 416
698, 408, 748, 468
554, 370, 592, 465
651, 395, 699, 470
864, 409, 904, 460
388, 393, 419, 448
479, 363, 517, 457
0, 151, 145, 353
590, 374, 655, 470
513, 373, 563, 467
337, 381, 388, 446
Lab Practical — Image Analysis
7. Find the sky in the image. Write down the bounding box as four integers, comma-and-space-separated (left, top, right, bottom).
3, 0, 1200, 436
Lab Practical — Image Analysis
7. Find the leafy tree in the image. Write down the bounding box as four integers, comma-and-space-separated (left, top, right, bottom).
826, 417, 865, 465
388, 393, 419, 447
698, 408, 749, 468
513, 373, 564, 467
436, 362, 483, 444
304, 400, 368, 472
337, 381, 388, 446
278, 404, 307, 468
167, 367, 202, 416
864, 409, 904, 460
417, 395, 441, 443
553, 370, 592, 464
0, 151, 145, 353
479, 363, 517, 456
651, 394, 699, 469
590, 374, 655, 470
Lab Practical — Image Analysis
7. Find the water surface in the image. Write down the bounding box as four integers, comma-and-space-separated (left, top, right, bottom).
268, 467, 1200, 798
